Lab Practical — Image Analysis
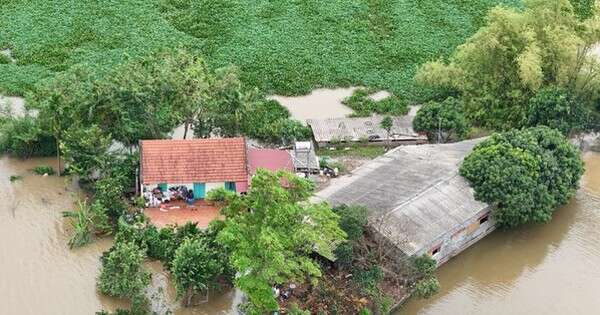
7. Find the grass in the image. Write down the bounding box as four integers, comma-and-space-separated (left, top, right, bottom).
0, 0, 519, 98
317, 145, 386, 159
343, 88, 408, 117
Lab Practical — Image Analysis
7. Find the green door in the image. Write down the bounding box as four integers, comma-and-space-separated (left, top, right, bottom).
193, 183, 205, 199
158, 183, 168, 192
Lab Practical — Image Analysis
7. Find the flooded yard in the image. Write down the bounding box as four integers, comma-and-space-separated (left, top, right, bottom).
0, 156, 239, 314
400, 152, 600, 315
269, 88, 356, 122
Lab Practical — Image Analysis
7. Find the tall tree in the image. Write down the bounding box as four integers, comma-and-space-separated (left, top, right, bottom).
460, 126, 584, 228
217, 170, 346, 314
416, 0, 600, 130
60, 124, 111, 180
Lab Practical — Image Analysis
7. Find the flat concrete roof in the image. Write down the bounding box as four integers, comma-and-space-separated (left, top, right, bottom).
313, 139, 488, 256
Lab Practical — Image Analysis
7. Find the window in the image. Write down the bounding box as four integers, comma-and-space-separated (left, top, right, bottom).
225, 182, 236, 192
479, 213, 490, 225
431, 245, 441, 256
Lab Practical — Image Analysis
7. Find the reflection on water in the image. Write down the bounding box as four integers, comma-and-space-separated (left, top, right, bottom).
400, 152, 600, 315
0, 156, 239, 314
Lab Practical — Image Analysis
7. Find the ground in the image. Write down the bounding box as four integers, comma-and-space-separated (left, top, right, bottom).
144, 200, 222, 228
0, 0, 519, 98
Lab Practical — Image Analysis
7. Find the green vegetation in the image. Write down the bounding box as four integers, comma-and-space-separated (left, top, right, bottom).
416, 0, 600, 130
527, 87, 590, 135
0, 115, 56, 158
460, 127, 584, 228
205, 187, 236, 204
172, 236, 230, 306
32, 165, 55, 175
9, 175, 22, 182
343, 88, 408, 117
0, 0, 519, 98
217, 170, 346, 314
410, 254, 440, 299
98, 241, 151, 312
62, 200, 111, 248
413, 97, 470, 142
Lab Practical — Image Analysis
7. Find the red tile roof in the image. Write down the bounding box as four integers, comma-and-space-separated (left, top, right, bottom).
247, 149, 294, 175
140, 138, 248, 184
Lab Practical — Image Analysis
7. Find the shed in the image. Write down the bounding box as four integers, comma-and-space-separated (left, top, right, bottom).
247, 149, 294, 175
307, 115, 427, 148
139, 138, 248, 199
290, 141, 320, 173
313, 139, 493, 265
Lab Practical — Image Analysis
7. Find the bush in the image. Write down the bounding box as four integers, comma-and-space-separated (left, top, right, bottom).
344, 88, 409, 117
333, 242, 354, 270
206, 187, 236, 203
460, 127, 584, 228
414, 277, 440, 299
353, 266, 384, 297
98, 241, 150, 310
32, 165, 55, 175
411, 254, 437, 279
333, 204, 368, 241
0, 115, 56, 157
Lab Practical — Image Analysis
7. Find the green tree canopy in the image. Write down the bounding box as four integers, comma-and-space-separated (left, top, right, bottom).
61, 124, 111, 180
460, 126, 584, 228
217, 170, 346, 314
527, 87, 590, 135
98, 241, 150, 310
413, 97, 470, 142
416, 0, 600, 130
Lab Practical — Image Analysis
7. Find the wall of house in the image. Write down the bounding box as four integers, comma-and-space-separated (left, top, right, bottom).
142, 180, 247, 196
414, 207, 496, 266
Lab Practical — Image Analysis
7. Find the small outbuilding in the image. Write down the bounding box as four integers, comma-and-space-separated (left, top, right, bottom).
139, 138, 248, 199
247, 148, 294, 175
313, 139, 493, 266
307, 115, 427, 148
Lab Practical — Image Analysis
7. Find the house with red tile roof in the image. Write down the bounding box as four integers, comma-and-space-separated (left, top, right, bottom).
139, 137, 248, 199
247, 148, 294, 175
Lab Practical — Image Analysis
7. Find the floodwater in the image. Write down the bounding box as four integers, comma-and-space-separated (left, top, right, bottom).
400, 152, 600, 315
269, 88, 357, 122
0, 156, 240, 315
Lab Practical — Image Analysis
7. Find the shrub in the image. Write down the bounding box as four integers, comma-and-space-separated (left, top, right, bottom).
333, 204, 368, 241
414, 277, 440, 299
527, 87, 589, 135
333, 242, 354, 270
0, 115, 56, 157
353, 266, 384, 297
206, 187, 236, 203
32, 165, 55, 175
9, 175, 22, 182
411, 254, 437, 279
344, 88, 409, 117
98, 241, 151, 310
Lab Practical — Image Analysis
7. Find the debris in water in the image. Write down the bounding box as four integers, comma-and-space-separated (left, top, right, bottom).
9, 175, 22, 182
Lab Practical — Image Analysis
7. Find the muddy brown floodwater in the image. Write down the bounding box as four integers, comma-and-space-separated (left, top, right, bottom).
0, 156, 240, 315
400, 152, 600, 315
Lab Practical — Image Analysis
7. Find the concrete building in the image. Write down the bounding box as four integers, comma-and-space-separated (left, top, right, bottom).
307, 115, 427, 148
313, 139, 494, 265
139, 138, 249, 199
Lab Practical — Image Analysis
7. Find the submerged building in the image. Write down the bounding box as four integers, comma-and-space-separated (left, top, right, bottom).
314, 139, 494, 265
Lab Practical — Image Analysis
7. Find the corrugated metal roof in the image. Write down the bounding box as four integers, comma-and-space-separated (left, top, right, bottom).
313, 139, 488, 256
307, 115, 427, 143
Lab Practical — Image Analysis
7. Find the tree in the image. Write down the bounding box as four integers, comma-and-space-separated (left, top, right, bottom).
413, 97, 469, 142
98, 241, 150, 311
217, 170, 346, 314
171, 236, 229, 306
527, 87, 589, 135
460, 126, 584, 228
60, 125, 111, 180
416, 0, 600, 130
380, 116, 393, 149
